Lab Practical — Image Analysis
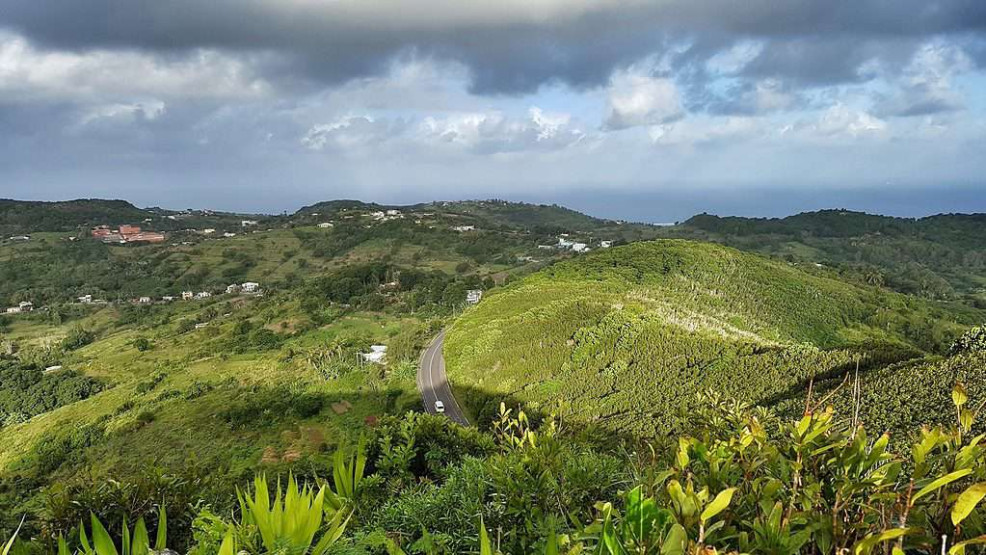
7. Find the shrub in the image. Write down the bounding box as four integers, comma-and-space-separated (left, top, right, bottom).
60, 326, 95, 351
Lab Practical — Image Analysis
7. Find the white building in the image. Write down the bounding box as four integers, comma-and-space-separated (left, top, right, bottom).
162, 296, 175, 302
78, 294, 93, 304
226, 284, 241, 294
241, 220, 259, 227
241, 282, 260, 293
138, 296, 152, 304
202, 229, 216, 235
318, 222, 334, 228
385, 209, 401, 216
466, 290, 483, 304
360, 345, 387, 364
600, 241, 613, 248
195, 291, 212, 299
182, 291, 194, 300
18, 301, 33, 312
223, 232, 237, 238
572, 243, 589, 253
453, 225, 475, 232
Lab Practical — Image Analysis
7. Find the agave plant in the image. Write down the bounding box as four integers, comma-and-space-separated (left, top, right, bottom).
60, 507, 168, 555
325, 437, 367, 514
235, 473, 350, 555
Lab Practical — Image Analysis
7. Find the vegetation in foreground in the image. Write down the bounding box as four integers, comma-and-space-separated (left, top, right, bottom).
3, 383, 986, 554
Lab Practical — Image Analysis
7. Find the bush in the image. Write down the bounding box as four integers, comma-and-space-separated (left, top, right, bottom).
60, 326, 95, 351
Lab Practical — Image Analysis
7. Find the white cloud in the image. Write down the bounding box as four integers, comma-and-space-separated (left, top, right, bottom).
874, 40, 972, 117
604, 69, 682, 130
812, 104, 887, 137
705, 40, 765, 75
77, 100, 167, 126
648, 116, 764, 146
301, 115, 402, 150
417, 107, 587, 153
0, 31, 269, 103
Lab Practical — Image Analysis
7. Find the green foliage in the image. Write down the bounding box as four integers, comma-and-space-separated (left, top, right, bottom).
568, 387, 986, 555
129, 337, 152, 352
0, 360, 101, 427
61, 327, 96, 351
669, 210, 986, 302
2, 518, 21, 555
447, 240, 980, 436
951, 325, 986, 354
233, 474, 347, 554
72, 507, 167, 555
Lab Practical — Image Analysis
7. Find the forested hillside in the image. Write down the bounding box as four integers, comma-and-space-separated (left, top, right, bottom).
2, 201, 986, 554
660, 210, 986, 306
445, 240, 985, 435
0, 199, 149, 235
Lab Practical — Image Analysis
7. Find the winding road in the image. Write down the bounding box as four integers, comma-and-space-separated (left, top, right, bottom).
417, 330, 470, 426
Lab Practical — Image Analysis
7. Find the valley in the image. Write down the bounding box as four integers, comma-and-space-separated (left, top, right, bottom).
0, 198, 983, 554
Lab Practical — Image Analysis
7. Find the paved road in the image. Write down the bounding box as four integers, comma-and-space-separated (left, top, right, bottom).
417, 330, 470, 426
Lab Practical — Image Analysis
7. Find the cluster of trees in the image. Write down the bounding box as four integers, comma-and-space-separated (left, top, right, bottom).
0, 360, 102, 427
299, 262, 490, 321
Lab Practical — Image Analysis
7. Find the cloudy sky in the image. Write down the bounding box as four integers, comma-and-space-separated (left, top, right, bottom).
1, 1, 985, 220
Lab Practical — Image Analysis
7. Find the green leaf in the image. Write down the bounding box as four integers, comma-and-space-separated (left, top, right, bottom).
122, 515, 130, 555
131, 518, 149, 555
952, 483, 986, 526
953, 384, 969, 408
912, 469, 974, 506
479, 516, 494, 555
2, 517, 23, 555
701, 487, 737, 522
57, 535, 71, 555
90, 513, 120, 555
949, 535, 986, 555
853, 528, 915, 555
154, 506, 167, 551
217, 529, 236, 555
660, 524, 687, 555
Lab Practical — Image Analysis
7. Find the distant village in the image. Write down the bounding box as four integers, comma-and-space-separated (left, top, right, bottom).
91, 224, 165, 244
4, 202, 621, 317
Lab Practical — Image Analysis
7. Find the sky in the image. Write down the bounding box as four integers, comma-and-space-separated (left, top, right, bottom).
1, 1, 985, 221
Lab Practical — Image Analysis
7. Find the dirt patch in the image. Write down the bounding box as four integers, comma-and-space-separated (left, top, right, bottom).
260, 446, 279, 464
331, 400, 352, 414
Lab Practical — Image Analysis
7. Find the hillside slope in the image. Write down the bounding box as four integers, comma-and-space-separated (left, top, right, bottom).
444, 240, 984, 436
662, 210, 986, 304
0, 199, 150, 235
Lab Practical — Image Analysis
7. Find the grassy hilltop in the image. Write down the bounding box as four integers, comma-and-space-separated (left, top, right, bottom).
445, 240, 985, 436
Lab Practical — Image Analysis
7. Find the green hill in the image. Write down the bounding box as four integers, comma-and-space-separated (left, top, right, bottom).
0, 199, 150, 235
663, 210, 986, 304
444, 240, 984, 436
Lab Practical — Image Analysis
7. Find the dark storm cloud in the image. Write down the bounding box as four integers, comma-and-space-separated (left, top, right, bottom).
4, 0, 986, 94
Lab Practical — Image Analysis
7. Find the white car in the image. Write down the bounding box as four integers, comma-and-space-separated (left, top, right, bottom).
434, 401, 445, 413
